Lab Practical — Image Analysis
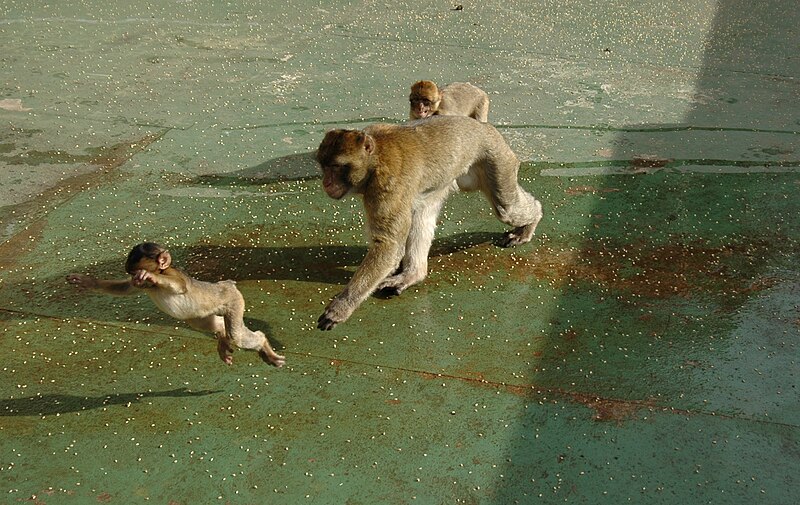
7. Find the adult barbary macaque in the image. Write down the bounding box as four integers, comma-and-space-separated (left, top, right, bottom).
67, 243, 285, 367
409, 80, 489, 122
316, 115, 543, 330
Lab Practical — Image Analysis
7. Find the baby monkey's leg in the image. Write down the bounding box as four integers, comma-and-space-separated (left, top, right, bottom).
186, 316, 235, 364
222, 287, 286, 367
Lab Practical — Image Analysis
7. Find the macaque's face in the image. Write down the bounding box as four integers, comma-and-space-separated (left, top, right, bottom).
320, 163, 352, 200
126, 256, 156, 275
409, 81, 441, 119
125, 250, 171, 275
316, 130, 373, 199
410, 98, 434, 118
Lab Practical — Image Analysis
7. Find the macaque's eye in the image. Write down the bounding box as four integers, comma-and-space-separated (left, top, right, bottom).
327, 164, 349, 177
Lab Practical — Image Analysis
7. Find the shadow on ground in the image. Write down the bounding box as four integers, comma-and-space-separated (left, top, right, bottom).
1, 388, 220, 417
493, 1, 800, 502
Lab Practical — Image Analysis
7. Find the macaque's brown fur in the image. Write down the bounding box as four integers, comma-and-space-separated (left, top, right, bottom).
409, 80, 489, 122
67, 243, 285, 367
315, 115, 543, 330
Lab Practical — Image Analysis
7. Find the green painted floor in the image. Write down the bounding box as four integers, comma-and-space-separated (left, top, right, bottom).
1, 1, 798, 503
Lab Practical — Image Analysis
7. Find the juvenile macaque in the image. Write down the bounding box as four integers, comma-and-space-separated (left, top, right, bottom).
409, 80, 489, 122
315, 115, 543, 330
67, 243, 285, 367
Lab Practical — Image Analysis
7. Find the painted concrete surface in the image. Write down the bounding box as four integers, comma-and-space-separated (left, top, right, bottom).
1, 1, 798, 503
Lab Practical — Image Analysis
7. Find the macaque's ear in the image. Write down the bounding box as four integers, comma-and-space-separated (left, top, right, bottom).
363, 134, 375, 155
157, 250, 172, 269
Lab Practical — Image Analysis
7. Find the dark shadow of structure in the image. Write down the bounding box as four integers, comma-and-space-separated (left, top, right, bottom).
494, 1, 799, 503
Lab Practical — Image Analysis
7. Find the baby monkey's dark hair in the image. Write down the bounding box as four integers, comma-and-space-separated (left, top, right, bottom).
125, 242, 166, 274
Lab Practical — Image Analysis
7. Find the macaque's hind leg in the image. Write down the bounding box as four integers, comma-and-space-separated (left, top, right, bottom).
216, 338, 235, 365
228, 328, 285, 368
255, 332, 286, 368
479, 149, 543, 247
376, 189, 447, 296
222, 285, 286, 367
186, 316, 234, 364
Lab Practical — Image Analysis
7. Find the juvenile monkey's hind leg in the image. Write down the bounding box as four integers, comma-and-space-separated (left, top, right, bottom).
500, 199, 542, 247
222, 287, 285, 367
186, 316, 234, 364
480, 149, 543, 247
217, 338, 235, 365
229, 328, 285, 367
255, 331, 286, 368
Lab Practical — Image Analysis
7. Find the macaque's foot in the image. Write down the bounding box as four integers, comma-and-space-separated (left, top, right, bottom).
376, 275, 405, 297
500, 224, 536, 248
254, 331, 285, 367
376, 271, 426, 297
260, 349, 286, 368
217, 337, 235, 364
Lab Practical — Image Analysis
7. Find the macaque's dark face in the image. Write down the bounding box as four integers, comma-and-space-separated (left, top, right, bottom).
316, 130, 373, 199
410, 98, 435, 118
409, 81, 441, 119
125, 245, 171, 275
126, 257, 157, 275
321, 163, 352, 200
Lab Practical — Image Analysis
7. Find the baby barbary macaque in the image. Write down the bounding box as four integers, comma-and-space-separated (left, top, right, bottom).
409, 80, 489, 122
67, 242, 285, 367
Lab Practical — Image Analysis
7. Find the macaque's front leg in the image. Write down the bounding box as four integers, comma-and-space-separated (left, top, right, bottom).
66, 274, 136, 295
131, 270, 186, 294
318, 240, 403, 330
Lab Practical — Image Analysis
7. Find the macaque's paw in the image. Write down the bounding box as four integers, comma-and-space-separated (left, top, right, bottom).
377, 270, 425, 296
318, 295, 355, 331
500, 224, 536, 248
66, 273, 95, 289
317, 311, 339, 331
261, 350, 286, 368
131, 269, 156, 287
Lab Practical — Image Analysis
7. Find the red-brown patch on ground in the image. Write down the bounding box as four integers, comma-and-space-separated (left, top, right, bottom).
565, 186, 620, 195
0, 218, 46, 269
567, 392, 656, 423
431, 236, 792, 301
89, 134, 164, 170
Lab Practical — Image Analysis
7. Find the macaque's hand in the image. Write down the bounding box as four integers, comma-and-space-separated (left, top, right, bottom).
131, 269, 157, 287
66, 273, 97, 289
317, 296, 353, 331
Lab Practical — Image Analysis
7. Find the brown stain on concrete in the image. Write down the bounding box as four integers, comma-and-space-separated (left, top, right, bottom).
0, 132, 166, 266
0, 218, 46, 269
0, 134, 163, 169
431, 236, 794, 300
566, 392, 656, 423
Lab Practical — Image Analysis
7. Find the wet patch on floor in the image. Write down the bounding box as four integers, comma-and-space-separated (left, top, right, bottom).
0, 132, 167, 244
